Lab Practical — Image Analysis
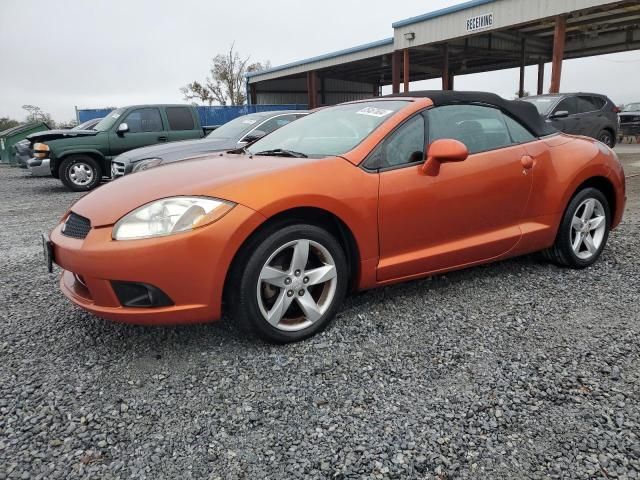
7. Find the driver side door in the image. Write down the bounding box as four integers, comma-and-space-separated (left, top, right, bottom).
375, 105, 534, 282
108, 107, 167, 157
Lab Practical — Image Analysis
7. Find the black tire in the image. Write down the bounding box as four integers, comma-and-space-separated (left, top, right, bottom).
60, 155, 102, 192
229, 224, 348, 343
598, 129, 616, 148
543, 187, 611, 269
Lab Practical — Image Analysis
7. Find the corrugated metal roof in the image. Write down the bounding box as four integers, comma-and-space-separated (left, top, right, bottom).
245, 37, 394, 79
392, 0, 497, 28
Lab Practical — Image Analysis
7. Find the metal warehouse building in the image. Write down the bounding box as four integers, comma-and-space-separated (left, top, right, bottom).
246, 0, 640, 108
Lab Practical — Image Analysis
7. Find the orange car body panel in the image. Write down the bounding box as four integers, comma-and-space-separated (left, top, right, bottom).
50, 96, 626, 325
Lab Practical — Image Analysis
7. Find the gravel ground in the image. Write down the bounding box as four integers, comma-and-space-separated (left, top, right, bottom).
1, 153, 639, 480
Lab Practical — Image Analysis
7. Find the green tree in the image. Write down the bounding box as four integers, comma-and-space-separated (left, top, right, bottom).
0, 117, 20, 131
181, 44, 270, 106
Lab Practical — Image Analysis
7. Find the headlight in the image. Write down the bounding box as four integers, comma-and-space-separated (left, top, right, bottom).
112, 196, 235, 240
132, 158, 163, 173
33, 143, 49, 159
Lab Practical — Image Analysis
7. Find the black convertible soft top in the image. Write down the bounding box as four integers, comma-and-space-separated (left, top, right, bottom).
386, 90, 556, 137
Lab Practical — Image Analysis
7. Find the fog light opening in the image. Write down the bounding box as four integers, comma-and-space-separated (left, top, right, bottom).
111, 281, 174, 308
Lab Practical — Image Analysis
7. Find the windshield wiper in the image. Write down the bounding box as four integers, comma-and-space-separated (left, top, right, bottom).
253, 148, 308, 158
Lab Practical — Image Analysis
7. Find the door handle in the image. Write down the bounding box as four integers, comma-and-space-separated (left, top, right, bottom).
521, 155, 534, 170
158, 136, 168, 142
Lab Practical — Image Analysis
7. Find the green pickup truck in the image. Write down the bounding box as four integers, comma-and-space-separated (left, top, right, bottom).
29, 104, 206, 191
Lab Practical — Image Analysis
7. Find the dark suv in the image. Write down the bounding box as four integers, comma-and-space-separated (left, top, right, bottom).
524, 93, 619, 147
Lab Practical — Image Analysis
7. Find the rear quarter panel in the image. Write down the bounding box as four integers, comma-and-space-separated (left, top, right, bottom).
516, 135, 620, 252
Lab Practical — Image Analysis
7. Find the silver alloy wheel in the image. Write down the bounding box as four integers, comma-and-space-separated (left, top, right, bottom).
69, 163, 94, 186
257, 239, 337, 332
570, 198, 607, 260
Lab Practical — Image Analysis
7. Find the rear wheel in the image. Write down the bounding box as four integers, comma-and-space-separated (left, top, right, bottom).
229, 224, 348, 343
598, 129, 616, 148
60, 155, 102, 192
543, 187, 610, 268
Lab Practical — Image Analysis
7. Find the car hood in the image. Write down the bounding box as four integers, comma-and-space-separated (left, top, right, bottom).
620, 112, 640, 118
27, 129, 98, 142
71, 153, 341, 227
117, 137, 238, 163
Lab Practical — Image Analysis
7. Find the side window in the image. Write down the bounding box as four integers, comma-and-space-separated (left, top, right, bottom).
166, 107, 195, 130
577, 96, 599, 113
428, 105, 512, 154
590, 96, 606, 110
503, 115, 536, 143
123, 108, 163, 133
553, 97, 577, 116
381, 114, 425, 168
257, 114, 299, 135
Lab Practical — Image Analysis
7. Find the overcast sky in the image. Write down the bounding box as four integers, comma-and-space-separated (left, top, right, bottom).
1, 0, 639, 122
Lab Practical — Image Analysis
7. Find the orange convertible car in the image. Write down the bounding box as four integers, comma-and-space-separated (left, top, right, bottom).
46, 91, 626, 342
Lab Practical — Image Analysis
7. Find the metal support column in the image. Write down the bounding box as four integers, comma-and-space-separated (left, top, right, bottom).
306, 71, 318, 109
403, 48, 410, 93
518, 39, 526, 98
537, 61, 545, 95
442, 44, 450, 90
392, 51, 401, 94
550, 16, 567, 94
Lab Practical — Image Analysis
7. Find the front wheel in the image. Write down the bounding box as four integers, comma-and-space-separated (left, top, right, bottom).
229, 224, 348, 343
543, 187, 611, 268
60, 155, 102, 192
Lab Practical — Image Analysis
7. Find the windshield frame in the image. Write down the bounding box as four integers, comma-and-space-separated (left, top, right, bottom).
93, 108, 125, 132
246, 100, 411, 159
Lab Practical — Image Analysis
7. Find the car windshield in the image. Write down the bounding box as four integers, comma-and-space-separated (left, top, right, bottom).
247, 101, 409, 158
206, 114, 266, 140
522, 97, 558, 115
623, 103, 640, 112
93, 108, 125, 131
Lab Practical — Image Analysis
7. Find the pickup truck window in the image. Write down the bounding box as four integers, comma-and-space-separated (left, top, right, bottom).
123, 108, 163, 133
166, 107, 195, 131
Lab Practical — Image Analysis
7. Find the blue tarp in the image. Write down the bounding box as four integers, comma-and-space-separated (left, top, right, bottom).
77, 109, 114, 123
77, 105, 308, 127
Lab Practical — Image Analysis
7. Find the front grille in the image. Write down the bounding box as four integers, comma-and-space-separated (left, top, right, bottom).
620, 115, 640, 124
62, 212, 91, 239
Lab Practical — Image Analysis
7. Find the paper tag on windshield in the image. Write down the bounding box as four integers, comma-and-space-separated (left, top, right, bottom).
356, 107, 393, 118
241, 119, 257, 124
112, 113, 120, 119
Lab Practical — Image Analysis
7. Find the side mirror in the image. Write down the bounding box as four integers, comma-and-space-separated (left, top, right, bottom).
550, 110, 570, 119
242, 129, 266, 144
117, 123, 129, 134
422, 139, 469, 176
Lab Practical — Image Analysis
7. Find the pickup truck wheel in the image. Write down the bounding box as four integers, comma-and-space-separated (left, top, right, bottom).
60, 155, 102, 192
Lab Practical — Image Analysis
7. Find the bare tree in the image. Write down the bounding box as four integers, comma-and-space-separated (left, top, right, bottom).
181, 44, 270, 106
22, 105, 55, 127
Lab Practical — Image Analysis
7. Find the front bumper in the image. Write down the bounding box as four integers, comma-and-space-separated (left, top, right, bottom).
50, 204, 265, 325
27, 157, 51, 177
